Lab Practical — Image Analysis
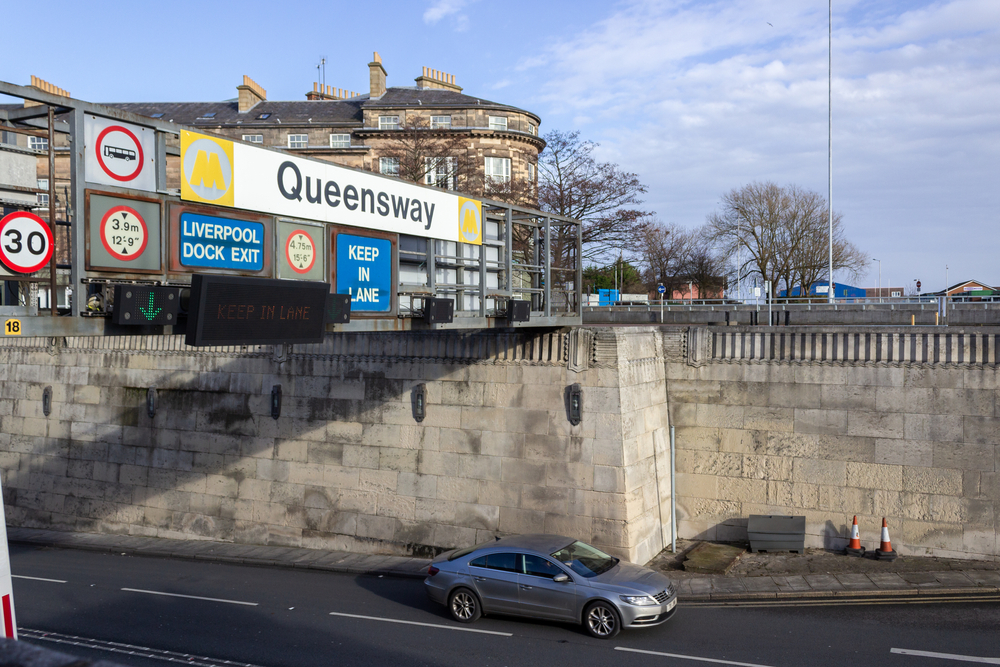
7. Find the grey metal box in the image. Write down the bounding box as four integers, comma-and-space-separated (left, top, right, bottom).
747, 514, 805, 553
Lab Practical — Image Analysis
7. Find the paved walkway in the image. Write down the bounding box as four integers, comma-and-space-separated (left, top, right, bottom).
9, 528, 1000, 602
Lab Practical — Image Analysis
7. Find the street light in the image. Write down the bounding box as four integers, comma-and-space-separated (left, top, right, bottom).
827, 0, 834, 305
872, 258, 881, 302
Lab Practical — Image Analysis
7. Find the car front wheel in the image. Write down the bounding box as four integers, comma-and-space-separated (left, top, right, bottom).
448, 587, 482, 623
584, 600, 621, 639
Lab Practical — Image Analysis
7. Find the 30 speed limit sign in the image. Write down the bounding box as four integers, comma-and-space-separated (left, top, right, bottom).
0, 211, 54, 274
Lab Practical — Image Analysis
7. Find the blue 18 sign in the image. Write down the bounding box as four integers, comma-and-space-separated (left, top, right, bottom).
336, 234, 391, 312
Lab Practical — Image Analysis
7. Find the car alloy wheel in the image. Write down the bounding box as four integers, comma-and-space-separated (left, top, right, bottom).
449, 588, 481, 623
585, 601, 620, 639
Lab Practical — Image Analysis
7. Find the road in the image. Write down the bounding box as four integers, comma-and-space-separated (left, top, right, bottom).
10, 543, 1000, 667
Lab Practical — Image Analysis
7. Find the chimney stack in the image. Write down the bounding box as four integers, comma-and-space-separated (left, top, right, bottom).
26, 75, 70, 107
369, 51, 387, 99
415, 67, 462, 92
238, 75, 266, 112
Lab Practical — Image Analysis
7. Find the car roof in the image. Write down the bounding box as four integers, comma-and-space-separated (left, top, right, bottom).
486, 534, 576, 554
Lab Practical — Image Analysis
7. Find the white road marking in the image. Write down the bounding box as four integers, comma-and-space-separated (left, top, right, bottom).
13, 575, 67, 583
120, 588, 258, 606
615, 646, 776, 667
891, 648, 1000, 664
328, 611, 512, 636
20, 629, 266, 667
690, 595, 1000, 609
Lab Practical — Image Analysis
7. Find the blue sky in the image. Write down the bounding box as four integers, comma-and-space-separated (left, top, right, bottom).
4, 0, 998, 292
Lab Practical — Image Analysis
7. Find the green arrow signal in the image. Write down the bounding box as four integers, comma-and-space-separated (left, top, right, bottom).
138, 292, 162, 320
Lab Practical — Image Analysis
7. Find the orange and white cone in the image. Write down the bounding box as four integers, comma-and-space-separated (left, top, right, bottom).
845, 515, 865, 557
875, 517, 898, 561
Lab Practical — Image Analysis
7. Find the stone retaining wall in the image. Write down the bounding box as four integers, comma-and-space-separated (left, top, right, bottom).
0, 328, 672, 564
669, 326, 1000, 559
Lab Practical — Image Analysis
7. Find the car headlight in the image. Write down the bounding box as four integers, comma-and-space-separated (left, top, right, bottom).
620, 595, 658, 606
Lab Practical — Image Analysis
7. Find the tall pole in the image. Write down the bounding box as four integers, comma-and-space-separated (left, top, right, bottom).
827, 0, 834, 304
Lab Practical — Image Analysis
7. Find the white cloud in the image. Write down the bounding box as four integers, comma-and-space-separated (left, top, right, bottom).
521, 0, 1000, 285
423, 0, 474, 30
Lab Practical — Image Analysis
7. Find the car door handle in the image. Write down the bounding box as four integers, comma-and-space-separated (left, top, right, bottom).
520, 585, 532, 590
474, 576, 486, 582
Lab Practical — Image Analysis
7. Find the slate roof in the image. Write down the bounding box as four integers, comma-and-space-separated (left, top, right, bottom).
99, 87, 537, 127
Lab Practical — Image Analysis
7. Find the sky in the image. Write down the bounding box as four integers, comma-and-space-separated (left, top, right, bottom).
3, 0, 998, 293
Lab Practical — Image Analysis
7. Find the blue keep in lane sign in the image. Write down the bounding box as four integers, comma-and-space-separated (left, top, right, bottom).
180, 212, 264, 270
336, 234, 391, 312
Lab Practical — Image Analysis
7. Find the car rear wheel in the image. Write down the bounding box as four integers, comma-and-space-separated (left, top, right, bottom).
448, 587, 481, 623
584, 600, 620, 639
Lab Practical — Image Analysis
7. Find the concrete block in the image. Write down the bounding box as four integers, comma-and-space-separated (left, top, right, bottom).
417, 451, 461, 477
900, 520, 963, 552
792, 459, 846, 486
743, 455, 792, 481
846, 366, 903, 388
717, 477, 767, 504
342, 445, 379, 470
676, 450, 742, 477
501, 459, 546, 485
440, 428, 484, 454
933, 442, 995, 472
742, 407, 794, 432
594, 465, 626, 494
673, 426, 721, 452
357, 514, 398, 541
718, 428, 767, 455
817, 485, 873, 514
359, 469, 398, 495
499, 506, 545, 533
875, 438, 934, 467
436, 477, 480, 503
767, 481, 818, 508
769, 383, 821, 409
794, 409, 847, 436
903, 466, 963, 496
696, 403, 745, 429
460, 406, 505, 432
521, 484, 570, 514
823, 385, 878, 411
478, 480, 520, 508
964, 416, 1000, 445
454, 502, 500, 531
904, 414, 964, 443
397, 472, 438, 499
903, 367, 964, 389
848, 412, 904, 439
378, 448, 419, 473
846, 462, 904, 491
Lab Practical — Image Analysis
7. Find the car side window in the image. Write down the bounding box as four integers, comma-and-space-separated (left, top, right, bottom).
469, 556, 487, 568
487, 553, 519, 572
522, 554, 562, 579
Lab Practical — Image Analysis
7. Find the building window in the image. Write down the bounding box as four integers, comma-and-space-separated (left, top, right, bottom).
199, 112, 216, 119
380, 157, 400, 176
527, 162, 535, 182
379, 115, 400, 130
430, 115, 452, 129
425, 157, 454, 190
489, 116, 508, 131
288, 134, 308, 149
36, 179, 49, 208
330, 134, 351, 148
242, 134, 263, 144
151, 113, 165, 119
485, 157, 510, 183
891, 291, 902, 297
28, 136, 48, 152
527, 123, 536, 135
257, 113, 271, 120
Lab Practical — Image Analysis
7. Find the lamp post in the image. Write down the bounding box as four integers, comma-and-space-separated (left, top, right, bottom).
827, 0, 834, 304
872, 258, 881, 302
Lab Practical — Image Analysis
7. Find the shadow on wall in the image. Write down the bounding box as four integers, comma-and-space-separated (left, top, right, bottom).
0, 328, 617, 559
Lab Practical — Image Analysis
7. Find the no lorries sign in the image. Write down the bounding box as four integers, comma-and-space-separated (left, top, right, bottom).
85, 115, 156, 191
0, 211, 53, 274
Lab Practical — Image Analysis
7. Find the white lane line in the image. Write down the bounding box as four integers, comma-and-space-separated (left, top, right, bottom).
615, 646, 776, 667
891, 648, 1000, 664
20, 629, 267, 667
329, 611, 512, 636
121, 588, 258, 606
13, 575, 67, 583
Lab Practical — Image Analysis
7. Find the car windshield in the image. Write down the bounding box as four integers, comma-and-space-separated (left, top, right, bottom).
550, 541, 618, 578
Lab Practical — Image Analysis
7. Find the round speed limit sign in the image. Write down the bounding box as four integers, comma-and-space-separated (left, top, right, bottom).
286, 229, 316, 274
100, 205, 148, 261
0, 211, 54, 274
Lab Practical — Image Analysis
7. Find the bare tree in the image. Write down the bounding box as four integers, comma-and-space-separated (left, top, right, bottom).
370, 117, 475, 190
538, 130, 654, 264
639, 222, 691, 295
707, 181, 867, 296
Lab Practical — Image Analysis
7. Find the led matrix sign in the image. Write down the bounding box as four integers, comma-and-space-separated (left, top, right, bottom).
185, 275, 330, 346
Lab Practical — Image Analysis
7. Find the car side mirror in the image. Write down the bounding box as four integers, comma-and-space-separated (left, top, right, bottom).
553, 574, 569, 583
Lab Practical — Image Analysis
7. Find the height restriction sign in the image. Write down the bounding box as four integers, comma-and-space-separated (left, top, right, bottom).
286, 229, 316, 273
0, 211, 53, 274
85, 115, 156, 191
100, 205, 148, 261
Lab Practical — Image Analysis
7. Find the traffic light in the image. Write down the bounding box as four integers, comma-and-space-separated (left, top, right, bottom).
112, 285, 182, 325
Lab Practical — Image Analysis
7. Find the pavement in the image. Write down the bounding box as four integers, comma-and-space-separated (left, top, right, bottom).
9, 527, 1000, 602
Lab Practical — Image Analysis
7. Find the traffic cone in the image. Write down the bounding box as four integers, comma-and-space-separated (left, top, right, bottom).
875, 517, 898, 561
845, 515, 865, 557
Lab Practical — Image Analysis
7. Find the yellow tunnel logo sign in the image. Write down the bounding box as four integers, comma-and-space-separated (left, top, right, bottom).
458, 198, 482, 245
181, 131, 234, 207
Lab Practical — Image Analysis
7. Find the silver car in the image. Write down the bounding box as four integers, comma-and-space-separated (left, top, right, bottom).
424, 534, 677, 639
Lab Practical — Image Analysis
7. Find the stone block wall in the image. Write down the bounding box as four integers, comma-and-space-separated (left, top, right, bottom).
0, 328, 671, 563
668, 326, 1000, 559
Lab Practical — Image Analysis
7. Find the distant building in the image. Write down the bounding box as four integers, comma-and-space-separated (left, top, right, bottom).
865, 287, 905, 298
932, 280, 996, 297
780, 281, 866, 299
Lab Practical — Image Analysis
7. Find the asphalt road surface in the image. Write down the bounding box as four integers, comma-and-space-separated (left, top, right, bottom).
10, 543, 1000, 667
